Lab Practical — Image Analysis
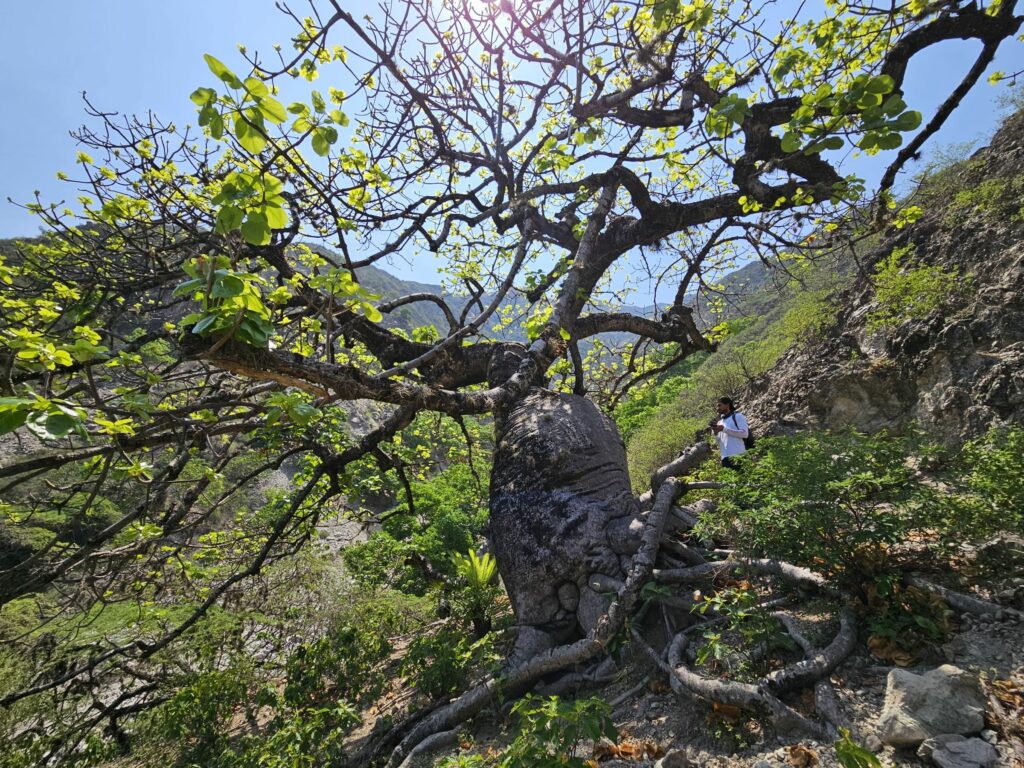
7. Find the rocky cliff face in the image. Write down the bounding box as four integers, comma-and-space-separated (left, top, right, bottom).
744, 110, 1024, 446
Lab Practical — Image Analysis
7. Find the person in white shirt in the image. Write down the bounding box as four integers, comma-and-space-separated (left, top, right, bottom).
710, 396, 748, 470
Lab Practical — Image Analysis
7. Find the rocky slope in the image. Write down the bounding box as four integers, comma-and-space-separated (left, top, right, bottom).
743, 110, 1024, 447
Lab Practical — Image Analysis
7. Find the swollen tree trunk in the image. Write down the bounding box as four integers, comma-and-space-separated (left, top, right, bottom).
488, 387, 645, 659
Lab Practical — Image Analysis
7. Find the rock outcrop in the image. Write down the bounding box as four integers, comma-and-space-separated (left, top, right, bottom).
745, 110, 1024, 446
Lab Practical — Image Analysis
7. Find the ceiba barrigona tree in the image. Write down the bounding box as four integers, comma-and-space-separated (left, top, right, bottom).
1, 0, 1021, 761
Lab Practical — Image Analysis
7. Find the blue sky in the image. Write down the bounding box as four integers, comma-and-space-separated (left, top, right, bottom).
1, 1, 1021, 284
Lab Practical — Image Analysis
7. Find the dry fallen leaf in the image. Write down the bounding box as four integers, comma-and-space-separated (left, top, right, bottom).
592, 738, 666, 762
992, 678, 1023, 709
711, 700, 743, 721
788, 744, 820, 768
648, 679, 672, 694
867, 634, 915, 666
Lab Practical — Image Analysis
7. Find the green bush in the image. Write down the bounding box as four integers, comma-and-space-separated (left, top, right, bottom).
697, 427, 1024, 661
449, 549, 501, 638
944, 174, 1024, 225
435, 695, 616, 768
934, 424, 1024, 539
400, 628, 497, 700
696, 431, 924, 585
153, 667, 255, 759
342, 463, 489, 594
866, 245, 966, 333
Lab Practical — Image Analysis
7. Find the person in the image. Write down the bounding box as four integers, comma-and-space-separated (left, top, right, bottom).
710, 396, 748, 471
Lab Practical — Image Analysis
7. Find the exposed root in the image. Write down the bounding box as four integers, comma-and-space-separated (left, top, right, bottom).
771, 609, 859, 737
665, 500, 714, 532
659, 537, 707, 566
533, 660, 618, 698
638, 442, 712, 508
813, 680, 850, 739
764, 608, 857, 694
635, 630, 830, 740
653, 557, 835, 595
396, 729, 458, 768
907, 574, 1024, 619
608, 675, 650, 710
381, 477, 685, 767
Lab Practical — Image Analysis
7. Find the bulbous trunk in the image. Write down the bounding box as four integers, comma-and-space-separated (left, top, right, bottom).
488, 387, 645, 657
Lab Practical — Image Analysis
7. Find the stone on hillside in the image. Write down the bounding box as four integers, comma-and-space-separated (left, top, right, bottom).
917, 734, 998, 768
654, 748, 690, 768
876, 665, 985, 747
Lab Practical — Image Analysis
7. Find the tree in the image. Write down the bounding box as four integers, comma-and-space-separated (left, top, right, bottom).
1, 0, 1021, 763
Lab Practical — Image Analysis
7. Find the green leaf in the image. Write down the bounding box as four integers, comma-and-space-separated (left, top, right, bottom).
264, 204, 289, 230
209, 113, 225, 140
234, 116, 267, 154
804, 135, 844, 154
881, 95, 907, 117
361, 302, 383, 322
780, 131, 802, 153
311, 126, 338, 156
243, 76, 269, 98
876, 133, 904, 149
894, 110, 922, 132
203, 53, 241, 88
835, 728, 882, 768
191, 314, 220, 335
43, 412, 78, 437
190, 87, 217, 106
0, 408, 29, 436
865, 75, 894, 95
311, 90, 327, 114
211, 274, 245, 299
240, 211, 271, 245
257, 96, 287, 124
237, 315, 274, 347
216, 205, 244, 233
330, 109, 350, 127
172, 277, 205, 298
287, 101, 309, 115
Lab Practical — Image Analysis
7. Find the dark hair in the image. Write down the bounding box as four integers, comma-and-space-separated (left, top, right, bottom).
718, 396, 736, 412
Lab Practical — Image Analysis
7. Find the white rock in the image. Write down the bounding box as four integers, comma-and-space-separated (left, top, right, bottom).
876, 665, 986, 748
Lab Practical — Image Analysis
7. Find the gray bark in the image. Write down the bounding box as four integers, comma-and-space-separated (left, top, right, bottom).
488, 387, 644, 657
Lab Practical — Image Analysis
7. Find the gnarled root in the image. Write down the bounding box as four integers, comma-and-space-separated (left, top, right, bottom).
765, 608, 857, 694
771, 609, 859, 737
634, 630, 830, 740
907, 574, 1024, 620
653, 557, 836, 595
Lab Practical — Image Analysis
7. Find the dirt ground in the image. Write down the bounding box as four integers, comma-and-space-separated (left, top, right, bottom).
427, 611, 1024, 768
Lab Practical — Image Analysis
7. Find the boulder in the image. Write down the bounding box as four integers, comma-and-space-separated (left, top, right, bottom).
917, 734, 998, 768
876, 665, 985, 747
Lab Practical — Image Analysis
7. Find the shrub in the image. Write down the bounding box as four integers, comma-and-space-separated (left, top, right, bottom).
342, 463, 489, 594
866, 244, 966, 333
930, 424, 1024, 542
693, 584, 794, 681
400, 628, 498, 700
696, 431, 925, 585
501, 695, 617, 768
450, 549, 501, 638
